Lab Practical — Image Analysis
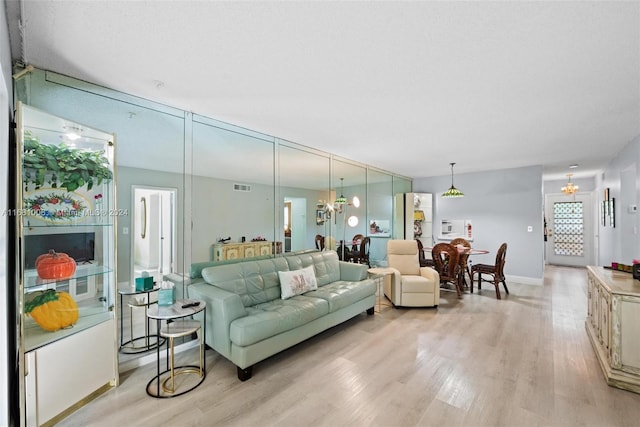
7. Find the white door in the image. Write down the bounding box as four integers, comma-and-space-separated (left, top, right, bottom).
132, 186, 176, 284
545, 193, 594, 266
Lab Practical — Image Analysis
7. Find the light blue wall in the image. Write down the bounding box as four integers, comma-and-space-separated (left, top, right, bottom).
413, 166, 544, 283
599, 136, 640, 266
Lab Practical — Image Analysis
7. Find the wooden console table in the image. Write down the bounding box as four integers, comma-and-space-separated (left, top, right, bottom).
586, 265, 640, 393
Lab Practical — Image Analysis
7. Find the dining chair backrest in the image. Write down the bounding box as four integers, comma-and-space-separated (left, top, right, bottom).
315, 234, 325, 251
450, 238, 470, 248
450, 237, 471, 273
358, 236, 370, 258
352, 234, 364, 251
415, 238, 427, 267
495, 243, 508, 277
431, 242, 459, 283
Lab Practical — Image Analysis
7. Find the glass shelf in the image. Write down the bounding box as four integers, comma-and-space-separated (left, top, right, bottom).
23, 221, 115, 228
24, 264, 113, 290
24, 304, 112, 352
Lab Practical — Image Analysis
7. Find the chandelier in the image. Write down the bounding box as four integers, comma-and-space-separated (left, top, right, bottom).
442, 162, 464, 198
561, 173, 579, 195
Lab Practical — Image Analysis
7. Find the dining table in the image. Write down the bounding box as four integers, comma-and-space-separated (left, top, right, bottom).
425, 244, 490, 292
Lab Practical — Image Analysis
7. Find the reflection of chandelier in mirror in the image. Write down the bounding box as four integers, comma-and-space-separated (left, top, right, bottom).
333, 178, 360, 213
561, 173, 579, 196
334, 178, 347, 207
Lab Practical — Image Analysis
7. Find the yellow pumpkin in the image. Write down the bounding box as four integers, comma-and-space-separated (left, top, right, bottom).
25, 290, 79, 331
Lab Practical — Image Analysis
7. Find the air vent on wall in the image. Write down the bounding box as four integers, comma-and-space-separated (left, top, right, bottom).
233, 183, 251, 192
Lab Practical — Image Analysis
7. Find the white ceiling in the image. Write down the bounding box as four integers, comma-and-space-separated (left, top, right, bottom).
7, 0, 640, 180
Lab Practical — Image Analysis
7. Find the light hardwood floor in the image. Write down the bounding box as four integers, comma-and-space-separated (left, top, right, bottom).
58, 265, 640, 426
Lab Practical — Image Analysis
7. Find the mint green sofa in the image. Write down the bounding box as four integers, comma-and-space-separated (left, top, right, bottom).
188, 250, 376, 381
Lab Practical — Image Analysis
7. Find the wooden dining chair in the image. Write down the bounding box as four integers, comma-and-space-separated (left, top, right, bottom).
431, 243, 462, 298
315, 234, 325, 251
351, 236, 371, 266
415, 239, 434, 267
471, 242, 508, 299
345, 234, 364, 263
351, 234, 364, 251
450, 237, 471, 288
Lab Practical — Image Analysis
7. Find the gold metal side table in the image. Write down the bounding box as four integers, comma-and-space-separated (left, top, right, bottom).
146, 299, 206, 398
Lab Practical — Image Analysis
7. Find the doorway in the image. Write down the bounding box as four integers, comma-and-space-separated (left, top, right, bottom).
131, 186, 177, 284
284, 197, 307, 252
545, 192, 594, 266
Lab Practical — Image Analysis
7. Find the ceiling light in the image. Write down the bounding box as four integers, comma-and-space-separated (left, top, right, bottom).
442, 162, 464, 198
64, 126, 82, 141
561, 173, 579, 196
569, 164, 579, 169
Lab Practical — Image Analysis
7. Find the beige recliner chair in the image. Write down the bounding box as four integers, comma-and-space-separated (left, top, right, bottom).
386, 240, 440, 307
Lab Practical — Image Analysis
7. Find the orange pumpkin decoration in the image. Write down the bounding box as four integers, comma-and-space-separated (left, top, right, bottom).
25, 290, 79, 331
35, 249, 76, 280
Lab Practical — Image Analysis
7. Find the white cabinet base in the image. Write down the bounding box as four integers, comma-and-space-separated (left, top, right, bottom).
25, 319, 117, 426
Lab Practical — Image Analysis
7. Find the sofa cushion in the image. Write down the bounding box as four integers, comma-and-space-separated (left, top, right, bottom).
285, 251, 340, 287
278, 265, 318, 299
230, 296, 329, 346
202, 257, 290, 306
304, 279, 376, 312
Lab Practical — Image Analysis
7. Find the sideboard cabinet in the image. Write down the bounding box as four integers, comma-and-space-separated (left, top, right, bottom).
586, 266, 640, 393
213, 241, 280, 261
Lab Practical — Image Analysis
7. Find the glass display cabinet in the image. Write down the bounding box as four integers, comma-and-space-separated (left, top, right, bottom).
17, 103, 118, 426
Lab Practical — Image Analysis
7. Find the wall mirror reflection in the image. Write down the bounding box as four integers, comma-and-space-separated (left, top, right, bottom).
278, 142, 331, 253
332, 159, 367, 262
14, 68, 412, 377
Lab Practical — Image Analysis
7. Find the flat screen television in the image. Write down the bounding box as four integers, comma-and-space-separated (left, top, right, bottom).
24, 232, 95, 269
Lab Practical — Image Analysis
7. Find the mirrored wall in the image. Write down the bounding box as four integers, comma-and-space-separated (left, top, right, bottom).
14, 67, 412, 367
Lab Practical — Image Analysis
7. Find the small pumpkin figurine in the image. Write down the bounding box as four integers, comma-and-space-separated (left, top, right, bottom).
25, 290, 79, 331
35, 249, 76, 280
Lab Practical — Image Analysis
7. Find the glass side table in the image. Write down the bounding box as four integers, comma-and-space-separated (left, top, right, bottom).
118, 285, 165, 354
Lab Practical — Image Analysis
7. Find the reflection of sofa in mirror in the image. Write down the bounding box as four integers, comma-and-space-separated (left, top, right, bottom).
188, 250, 375, 380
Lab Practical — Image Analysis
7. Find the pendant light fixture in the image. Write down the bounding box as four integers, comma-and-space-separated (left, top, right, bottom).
442, 162, 464, 198
561, 173, 579, 196
334, 178, 347, 206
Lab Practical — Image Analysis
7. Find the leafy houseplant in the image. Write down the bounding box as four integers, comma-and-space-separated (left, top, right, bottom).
22, 132, 113, 192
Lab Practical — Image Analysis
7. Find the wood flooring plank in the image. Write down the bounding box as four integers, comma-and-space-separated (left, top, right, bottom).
56, 266, 640, 427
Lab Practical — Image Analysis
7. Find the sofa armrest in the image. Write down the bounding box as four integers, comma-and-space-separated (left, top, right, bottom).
339, 261, 369, 281
188, 283, 247, 360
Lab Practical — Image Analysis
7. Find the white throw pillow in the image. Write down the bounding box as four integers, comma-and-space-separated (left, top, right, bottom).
278, 265, 318, 300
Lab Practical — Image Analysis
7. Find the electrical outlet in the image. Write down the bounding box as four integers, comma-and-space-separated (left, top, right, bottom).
527, 226, 533, 232
122, 227, 129, 235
